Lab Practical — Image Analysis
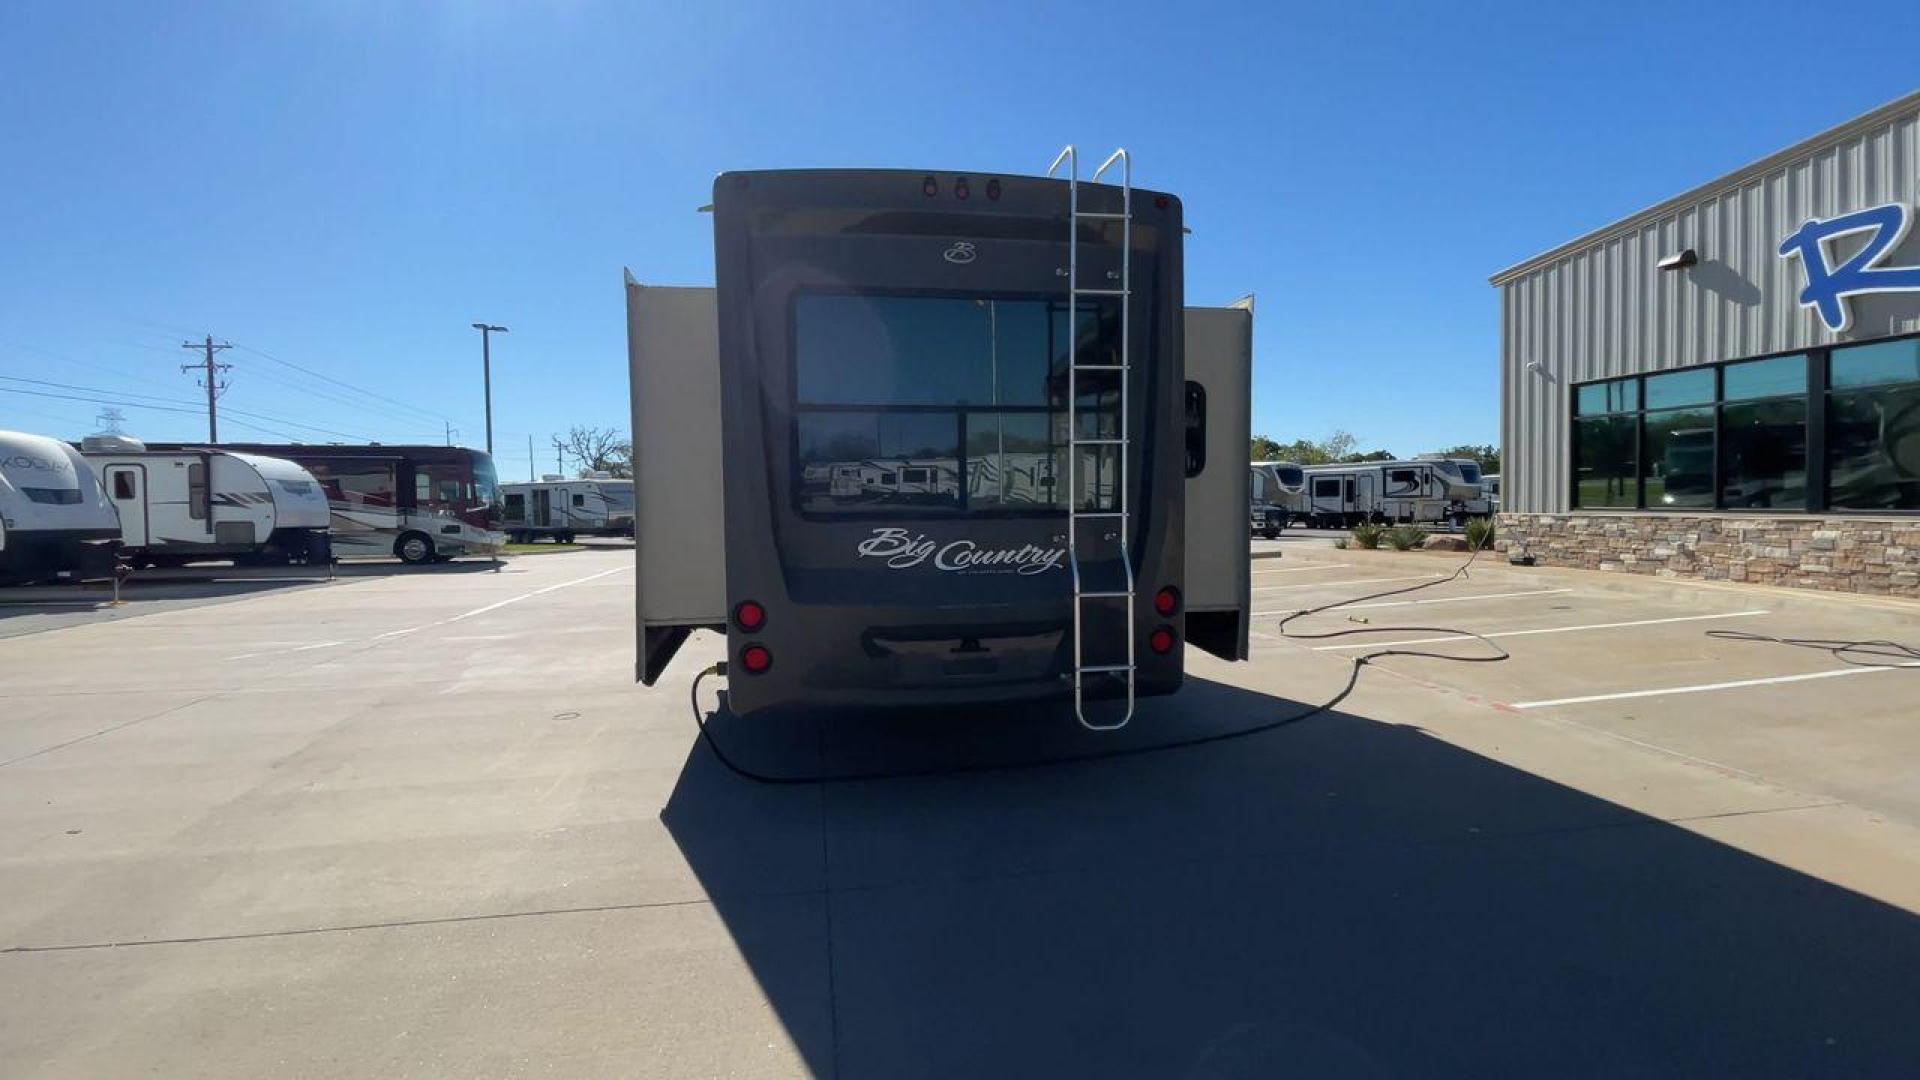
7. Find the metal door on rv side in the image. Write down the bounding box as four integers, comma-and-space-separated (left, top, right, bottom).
1308, 474, 1347, 520
103, 464, 148, 546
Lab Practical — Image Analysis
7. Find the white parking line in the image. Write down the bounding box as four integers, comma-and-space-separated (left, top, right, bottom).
1512, 662, 1920, 709
226, 640, 345, 661
369, 565, 633, 643
1312, 610, 1770, 651
1250, 563, 1352, 576
1277, 587, 1573, 613
226, 564, 632, 659
1254, 574, 1441, 593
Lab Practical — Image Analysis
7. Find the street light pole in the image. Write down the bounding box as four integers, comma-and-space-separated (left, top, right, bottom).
471, 322, 509, 454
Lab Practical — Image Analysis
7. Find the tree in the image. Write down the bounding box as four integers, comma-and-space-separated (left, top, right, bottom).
1339, 449, 1395, 463
564, 425, 632, 478
1431, 443, 1500, 474
1250, 429, 1363, 466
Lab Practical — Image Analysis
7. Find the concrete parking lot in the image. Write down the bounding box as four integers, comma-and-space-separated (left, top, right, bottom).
4, 545, 1920, 1077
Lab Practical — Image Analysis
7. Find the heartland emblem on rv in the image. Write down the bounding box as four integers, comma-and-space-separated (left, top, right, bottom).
855, 527, 1066, 575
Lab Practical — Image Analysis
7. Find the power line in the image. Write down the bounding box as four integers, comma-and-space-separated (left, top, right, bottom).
0, 385, 303, 440
0, 374, 375, 442
232, 359, 469, 433
228, 340, 469, 429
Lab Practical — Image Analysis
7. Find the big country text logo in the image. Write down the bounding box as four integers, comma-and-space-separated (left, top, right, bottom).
856, 527, 1065, 575
1779, 201, 1920, 332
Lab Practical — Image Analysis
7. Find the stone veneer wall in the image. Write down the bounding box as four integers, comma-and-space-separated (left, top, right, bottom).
1497, 514, 1920, 598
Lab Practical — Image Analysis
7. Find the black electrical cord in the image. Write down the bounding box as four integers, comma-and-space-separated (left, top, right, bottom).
1704, 629, 1920, 668
688, 539, 1510, 785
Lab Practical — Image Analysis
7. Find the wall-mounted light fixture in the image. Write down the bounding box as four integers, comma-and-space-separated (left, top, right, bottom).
1657, 248, 1699, 272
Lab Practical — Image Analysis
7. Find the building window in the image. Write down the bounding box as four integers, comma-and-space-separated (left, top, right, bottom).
1566, 335, 1920, 515
1722, 355, 1808, 510
1573, 377, 1639, 509
1828, 339, 1920, 510
1574, 415, 1638, 508
1643, 406, 1716, 508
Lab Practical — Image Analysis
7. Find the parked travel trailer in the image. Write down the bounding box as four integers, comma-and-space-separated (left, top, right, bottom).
626, 152, 1253, 729
78, 437, 332, 566
1301, 459, 1478, 527
144, 443, 502, 563
0, 430, 120, 583
499, 474, 635, 543
1483, 473, 1502, 509
1415, 454, 1493, 515
1249, 460, 1305, 537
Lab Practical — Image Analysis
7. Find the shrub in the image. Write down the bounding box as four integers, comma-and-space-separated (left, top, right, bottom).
1349, 522, 1386, 550
1332, 538, 1349, 550
1385, 525, 1429, 551
1465, 516, 1496, 551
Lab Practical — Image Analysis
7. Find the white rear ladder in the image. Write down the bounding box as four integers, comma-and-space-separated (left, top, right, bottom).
1048, 145, 1135, 732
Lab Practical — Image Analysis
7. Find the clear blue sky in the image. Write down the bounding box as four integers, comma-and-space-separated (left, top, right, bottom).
4, 2, 1918, 473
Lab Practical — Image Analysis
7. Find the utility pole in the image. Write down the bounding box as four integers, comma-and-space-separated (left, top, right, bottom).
444, 421, 458, 447
181, 335, 232, 443
470, 323, 508, 454
95, 408, 126, 436
551, 435, 566, 477
527, 433, 535, 481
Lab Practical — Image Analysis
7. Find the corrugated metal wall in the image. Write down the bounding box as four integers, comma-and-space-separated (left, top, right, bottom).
1497, 95, 1920, 514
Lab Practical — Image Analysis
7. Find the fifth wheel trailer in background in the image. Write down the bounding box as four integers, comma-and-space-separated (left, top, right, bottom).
78, 436, 332, 567
0, 429, 120, 584
499, 474, 635, 543
625, 156, 1252, 728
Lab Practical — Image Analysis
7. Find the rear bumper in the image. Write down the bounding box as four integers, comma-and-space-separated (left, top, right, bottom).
720, 607, 1184, 718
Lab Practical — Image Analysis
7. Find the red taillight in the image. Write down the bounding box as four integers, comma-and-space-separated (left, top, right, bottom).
740, 644, 773, 674
1149, 626, 1176, 655
922, 175, 938, 197
733, 600, 766, 632
1154, 195, 1169, 210
986, 178, 1001, 201
1154, 586, 1180, 617
954, 176, 971, 200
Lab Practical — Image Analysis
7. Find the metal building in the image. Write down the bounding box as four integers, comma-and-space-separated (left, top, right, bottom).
1491, 89, 1920, 596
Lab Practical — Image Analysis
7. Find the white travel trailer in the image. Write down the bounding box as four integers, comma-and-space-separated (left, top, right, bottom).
1414, 454, 1493, 515
499, 474, 635, 543
1249, 460, 1305, 537
1301, 459, 1478, 527
79, 436, 333, 566
0, 429, 120, 583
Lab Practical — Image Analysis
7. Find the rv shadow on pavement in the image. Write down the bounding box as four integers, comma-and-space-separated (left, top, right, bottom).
662, 675, 1920, 1079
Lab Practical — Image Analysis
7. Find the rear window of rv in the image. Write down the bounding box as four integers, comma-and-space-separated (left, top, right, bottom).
790, 292, 1120, 516
21, 487, 81, 505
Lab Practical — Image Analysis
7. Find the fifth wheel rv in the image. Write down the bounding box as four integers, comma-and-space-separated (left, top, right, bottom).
79, 437, 333, 566
0, 429, 120, 583
499, 474, 635, 543
1300, 459, 1481, 527
627, 150, 1254, 729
